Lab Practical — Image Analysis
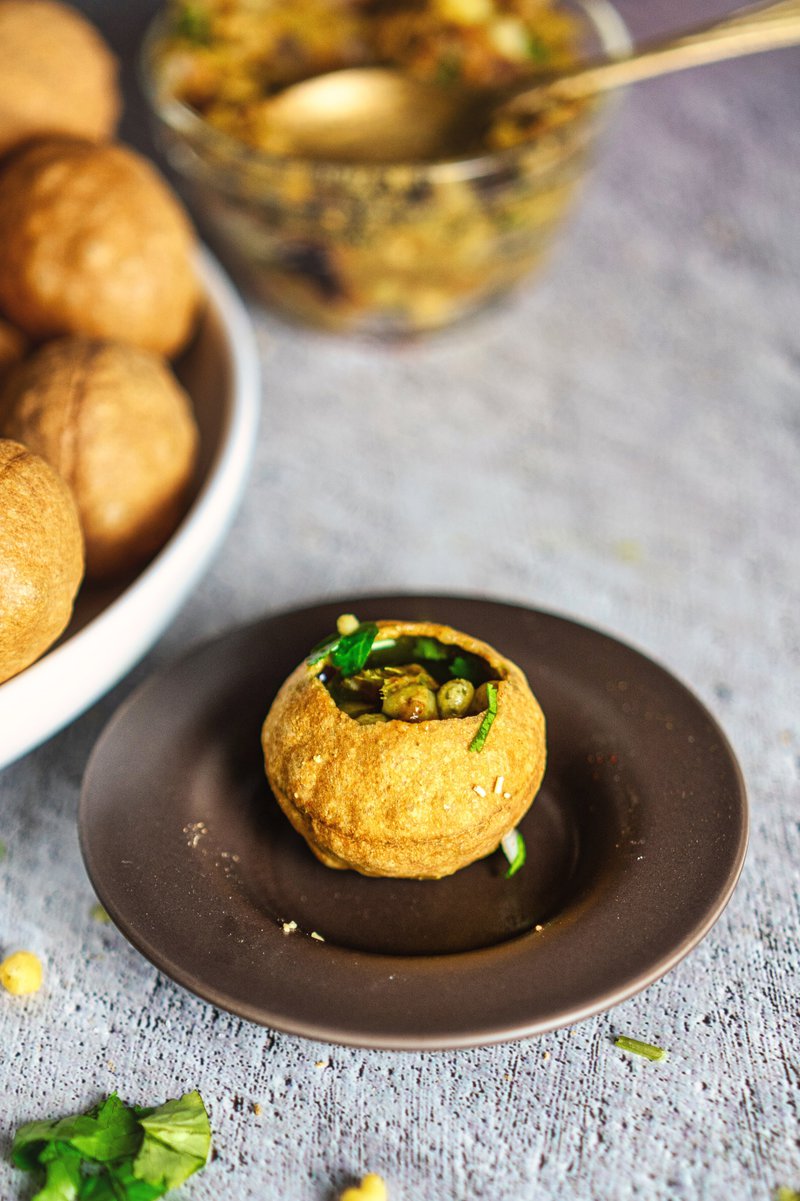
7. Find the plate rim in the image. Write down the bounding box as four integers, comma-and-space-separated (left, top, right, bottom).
0, 248, 261, 771
79, 593, 750, 1050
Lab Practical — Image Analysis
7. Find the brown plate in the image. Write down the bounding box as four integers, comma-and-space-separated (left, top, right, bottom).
79, 596, 748, 1049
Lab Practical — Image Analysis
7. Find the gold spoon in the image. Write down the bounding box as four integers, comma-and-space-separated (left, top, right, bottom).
261, 0, 800, 163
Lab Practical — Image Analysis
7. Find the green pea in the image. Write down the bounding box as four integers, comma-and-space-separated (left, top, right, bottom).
382, 683, 439, 722
356, 712, 389, 725
437, 678, 475, 718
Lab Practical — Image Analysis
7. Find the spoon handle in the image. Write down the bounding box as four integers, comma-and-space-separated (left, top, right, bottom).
535, 0, 800, 104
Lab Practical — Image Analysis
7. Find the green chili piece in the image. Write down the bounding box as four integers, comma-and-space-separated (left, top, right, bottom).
469, 682, 498, 752
614, 1036, 667, 1062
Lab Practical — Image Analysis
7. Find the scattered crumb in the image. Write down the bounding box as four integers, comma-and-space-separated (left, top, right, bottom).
313, 754, 324, 763
534, 924, 543, 932
282, 921, 298, 935
503, 792, 511, 799
310, 931, 325, 942
90, 903, 111, 924
493, 776, 505, 794
107, 1059, 116, 1073
314, 1059, 329, 1070
542, 1051, 550, 1061
183, 821, 208, 849
473, 785, 486, 797
252, 1102, 262, 1116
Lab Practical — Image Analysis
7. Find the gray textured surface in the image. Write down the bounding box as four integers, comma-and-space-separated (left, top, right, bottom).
1, 4, 799, 1199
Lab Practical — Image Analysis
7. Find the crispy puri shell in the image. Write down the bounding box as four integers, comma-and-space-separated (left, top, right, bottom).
0, 438, 84, 684
0, 139, 199, 356
0, 337, 199, 580
262, 620, 546, 879
0, 0, 119, 158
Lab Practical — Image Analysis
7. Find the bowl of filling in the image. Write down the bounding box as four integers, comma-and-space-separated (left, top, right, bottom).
142, 0, 629, 336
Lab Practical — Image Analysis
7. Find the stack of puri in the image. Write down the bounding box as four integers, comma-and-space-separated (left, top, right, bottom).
0, 0, 203, 686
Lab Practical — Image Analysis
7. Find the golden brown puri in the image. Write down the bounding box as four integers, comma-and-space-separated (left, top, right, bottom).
0, 338, 199, 581
0, 0, 119, 159
0, 438, 84, 685
262, 620, 546, 879
0, 138, 200, 357
0, 317, 26, 385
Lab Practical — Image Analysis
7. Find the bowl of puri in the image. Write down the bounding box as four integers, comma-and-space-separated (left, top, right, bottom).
262, 615, 547, 879
0, 1, 259, 768
142, 0, 630, 335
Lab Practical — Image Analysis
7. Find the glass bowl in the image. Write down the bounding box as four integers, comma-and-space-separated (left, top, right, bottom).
141, 1, 629, 337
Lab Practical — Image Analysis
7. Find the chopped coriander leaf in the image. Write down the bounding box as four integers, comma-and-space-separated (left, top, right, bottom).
12, 1091, 211, 1201
775, 1190, 800, 1201
0, 838, 7, 860
35, 1141, 82, 1201
134, 1092, 211, 1190
411, 636, 450, 662
450, 654, 481, 684
614, 1035, 667, 1061
79, 1165, 164, 1200
306, 632, 341, 666
469, 682, 498, 752
500, 829, 526, 878
13, 1094, 141, 1168
330, 623, 378, 677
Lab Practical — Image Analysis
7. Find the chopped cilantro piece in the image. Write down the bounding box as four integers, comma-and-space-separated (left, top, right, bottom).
330, 623, 378, 677
11, 1091, 211, 1200
450, 654, 481, 684
134, 1093, 211, 1191
469, 682, 498, 752
306, 632, 340, 666
614, 1035, 667, 1061
12, 1094, 141, 1169
307, 622, 378, 677
0, 839, 7, 860
775, 1190, 800, 1201
33, 1142, 82, 1201
411, 636, 449, 662
500, 829, 526, 878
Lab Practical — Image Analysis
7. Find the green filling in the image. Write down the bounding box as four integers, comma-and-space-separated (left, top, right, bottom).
308, 622, 498, 726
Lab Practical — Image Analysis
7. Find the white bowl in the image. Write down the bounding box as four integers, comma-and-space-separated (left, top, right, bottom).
0, 249, 260, 770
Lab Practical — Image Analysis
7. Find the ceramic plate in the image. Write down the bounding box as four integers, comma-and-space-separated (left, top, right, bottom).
0, 250, 260, 770
79, 596, 748, 1050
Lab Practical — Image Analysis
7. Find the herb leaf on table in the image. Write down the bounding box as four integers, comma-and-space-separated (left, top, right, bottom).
11, 1090, 211, 1201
